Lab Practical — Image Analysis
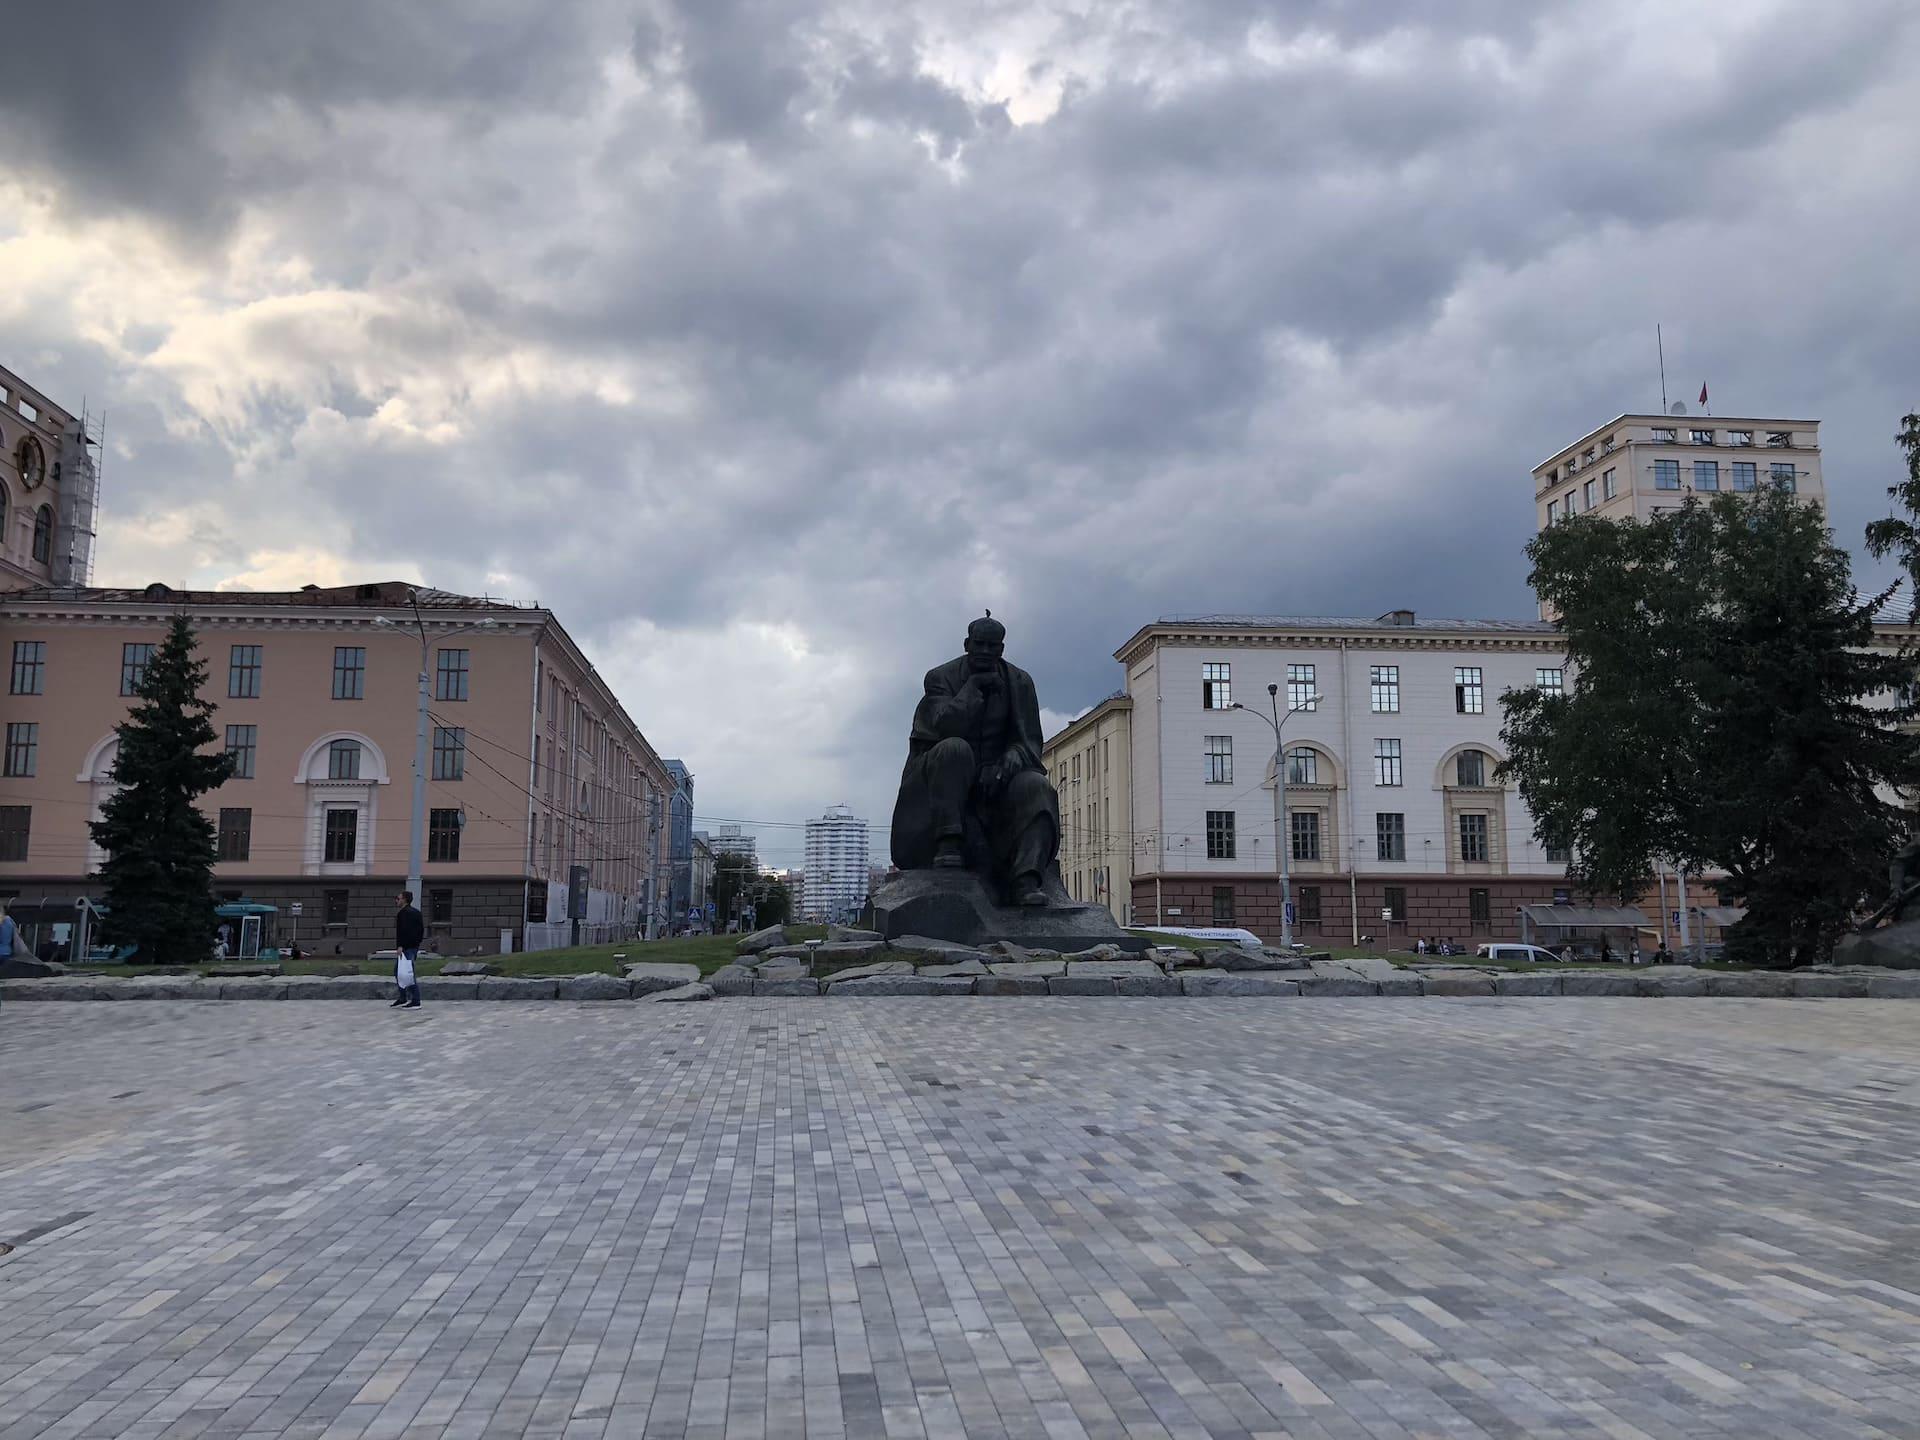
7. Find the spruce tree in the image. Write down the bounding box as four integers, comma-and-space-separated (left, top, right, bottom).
90, 614, 235, 964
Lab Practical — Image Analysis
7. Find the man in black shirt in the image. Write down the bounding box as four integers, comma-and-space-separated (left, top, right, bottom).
393, 890, 425, 1009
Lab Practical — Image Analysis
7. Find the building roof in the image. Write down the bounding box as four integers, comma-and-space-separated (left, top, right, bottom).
1872, 580, 1920, 627
1531, 412, 1820, 473
1114, 611, 1559, 664
0, 580, 529, 611
1043, 691, 1131, 751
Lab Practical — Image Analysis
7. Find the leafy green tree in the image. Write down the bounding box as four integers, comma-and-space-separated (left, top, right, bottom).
90, 615, 235, 964
1864, 411, 1920, 617
1502, 489, 1919, 965
711, 852, 790, 928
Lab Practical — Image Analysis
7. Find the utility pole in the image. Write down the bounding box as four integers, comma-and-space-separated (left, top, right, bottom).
1232, 684, 1319, 951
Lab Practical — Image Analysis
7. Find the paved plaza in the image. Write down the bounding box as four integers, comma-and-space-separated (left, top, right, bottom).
3, 999, 1919, 1439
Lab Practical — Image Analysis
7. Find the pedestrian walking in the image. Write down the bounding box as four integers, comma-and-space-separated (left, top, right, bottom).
0, 901, 14, 1007
392, 890, 424, 1009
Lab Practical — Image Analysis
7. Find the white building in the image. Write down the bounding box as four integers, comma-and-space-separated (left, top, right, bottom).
707, 823, 757, 864
803, 804, 870, 923
1116, 610, 1571, 944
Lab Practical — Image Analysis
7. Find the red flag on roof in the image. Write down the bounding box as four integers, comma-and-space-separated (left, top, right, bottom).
1699, 382, 1709, 406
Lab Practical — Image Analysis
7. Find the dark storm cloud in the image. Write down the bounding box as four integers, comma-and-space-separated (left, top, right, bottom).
4, 0, 1919, 837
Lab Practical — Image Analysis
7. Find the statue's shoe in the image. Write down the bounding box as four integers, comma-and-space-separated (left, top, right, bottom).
1014, 886, 1049, 907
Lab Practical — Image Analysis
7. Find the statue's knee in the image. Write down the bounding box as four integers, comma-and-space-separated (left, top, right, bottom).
929, 737, 973, 772
1006, 769, 1049, 801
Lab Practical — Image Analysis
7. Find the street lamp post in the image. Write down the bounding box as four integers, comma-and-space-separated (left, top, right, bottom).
1232, 685, 1321, 952
374, 597, 495, 907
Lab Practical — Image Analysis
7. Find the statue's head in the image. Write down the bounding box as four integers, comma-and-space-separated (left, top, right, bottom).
964, 613, 1005, 671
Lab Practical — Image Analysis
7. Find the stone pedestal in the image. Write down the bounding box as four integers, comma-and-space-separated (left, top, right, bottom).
871, 869, 1146, 954
1831, 920, 1920, 970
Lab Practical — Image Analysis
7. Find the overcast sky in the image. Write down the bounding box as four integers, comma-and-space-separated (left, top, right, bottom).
4, 0, 1919, 866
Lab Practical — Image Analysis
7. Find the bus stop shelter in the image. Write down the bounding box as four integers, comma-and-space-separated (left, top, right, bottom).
1517, 904, 1648, 959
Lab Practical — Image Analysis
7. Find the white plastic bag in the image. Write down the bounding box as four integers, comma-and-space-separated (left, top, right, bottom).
395, 951, 416, 989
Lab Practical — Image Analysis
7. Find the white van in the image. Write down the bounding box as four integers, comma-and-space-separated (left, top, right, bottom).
1475, 943, 1568, 965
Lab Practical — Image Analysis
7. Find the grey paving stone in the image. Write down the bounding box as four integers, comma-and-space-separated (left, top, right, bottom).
554, 974, 632, 1001
8, 1000, 1920, 1440
1179, 972, 1301, 997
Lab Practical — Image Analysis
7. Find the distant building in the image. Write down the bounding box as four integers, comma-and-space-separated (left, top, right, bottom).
780, 867, 807, 925
802, 804, 869, 922
690, 832, 715, 922
665, 760, 694, 919
1, 364, 101, 591
1042, 694, 1132, 926
709, 823, 757, 864
0, 581, 672, 954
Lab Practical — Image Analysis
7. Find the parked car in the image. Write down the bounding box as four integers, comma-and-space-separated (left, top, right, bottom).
1475, 943, 1570, 965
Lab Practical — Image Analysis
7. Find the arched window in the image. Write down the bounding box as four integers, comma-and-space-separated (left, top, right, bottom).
15, 436, 46, 489
31, 505, 52, 564
1456, 749, 1488, 787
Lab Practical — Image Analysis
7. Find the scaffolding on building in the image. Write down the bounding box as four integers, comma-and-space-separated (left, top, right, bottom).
53, 403, 102, 586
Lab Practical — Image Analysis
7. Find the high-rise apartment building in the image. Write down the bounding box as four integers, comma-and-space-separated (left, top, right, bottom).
665, 760, 694, 921
708, 824, 757, 864
802, 805, 869, 923
1531, 413, 1822, 534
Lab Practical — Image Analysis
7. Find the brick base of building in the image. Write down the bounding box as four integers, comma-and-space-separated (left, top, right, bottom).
1130, 871, 1578, 949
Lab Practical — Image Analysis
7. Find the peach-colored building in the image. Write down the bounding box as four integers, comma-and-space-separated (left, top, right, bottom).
1, 364, 100, 591
0, 581, 672, 955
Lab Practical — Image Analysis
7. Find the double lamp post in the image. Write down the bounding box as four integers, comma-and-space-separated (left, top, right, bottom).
1232, 683, 1321, 952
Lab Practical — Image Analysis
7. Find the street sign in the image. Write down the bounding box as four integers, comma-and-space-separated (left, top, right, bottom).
1381, 907, 1394, 922
288, 902, 303, 917
568, 865, 589, 920
1283, 901, 1296, 927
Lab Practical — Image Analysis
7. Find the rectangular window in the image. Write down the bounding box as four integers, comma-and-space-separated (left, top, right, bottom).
1729, 429, 1753, 446
1546, 499, 1558, 525
1286, 664, 1316, 712
225, 724, 257, 779
1602, 467, 1617, 499
1374, 738, 1402, 787
429, 808, 462, 862
324, 888, 349, 926
1771, 462, 1797, 492
1690, 428, 1715, 446
1583, 478, 1596, 510
1369, 665, 1399, 713
0, 805, 30, 861
332, 646, 365, 700
1297, 886, 1321, 924
437, 652, 470, 702
1652, 426, 1677, 443
3, 722, 36, 778
429, 888, 453, 925
527, 885, 548, 923
323, 809, 357, 863
328, 739, 361, 781
1203, 734, 1232, 784
228, 644, 262, 699
432, 726, 466, 781
1582, 447, 1595, 466
1383, 885, 1406, 923
1459, 813, 1489, 863
1211, 886, 1234, 924
1731, 461, 1757, 492
217, 807, 251, 861
10, 641, 44, 695
120, 642, 154, 696
1546, 840, 1571, 864
1205, 810, 1236, 860
1376, 812, 1405, 862
1536, 668, 1564, 696
1563, 490, 1576, 517
1201, 662, 1231, 710
1469, 888, 1491, 928
1290, 811, 1320, 862
1285, 746, 1318, 785
1454, 666, 1483, 715
1652, 459, 1680, 490
1693, 459, 1718, 491
1767, 431, 1792, 448
1456, 749, 1487, 787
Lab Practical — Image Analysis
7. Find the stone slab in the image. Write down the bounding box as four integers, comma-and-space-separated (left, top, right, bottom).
1494, 973, 1563, 996
707, 964, 757, 997
1048, 976, 1117, 996
1705, 971, 1795, 998
625, 962, 702, 994
111, 976, 214, 1001
1831, 921, 1920, 969
644, 982, 714, 1003
735, 924, 791, 955
415, 976, 481, 1000
1066, 959, 1163, 979
1867, 973, 1920, 997
820, 960, 916, 983
1180, 972, 1302, 996
987, 959, 1065, 978
475, 977, 559, 1001
0, 979, 105, 1000
0, 957, 60, 979
1422, 975, 1496, 997
872, 868, 1147, 953
827, 925, 883, 942
825, 975, 943, 996
1637, 971, 1708, 997
1198, 946, 1276, 973
887, 935, 995, 963
282, 975, 390, 1001
755, 977, 820, 996
556, 974, 632, 1001
919, 957, 990, 978
217, 977, 290, 1000
1115, 973, 1180, 997
1560, 971, 1639, 996
439, 961, 497, 976
1792, 972, 1871, 998
974, 974, 1050, 996
1297, 976, 1378, 997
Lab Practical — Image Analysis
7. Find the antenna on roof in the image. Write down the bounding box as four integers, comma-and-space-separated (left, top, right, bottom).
1657, 324, 1668, 414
